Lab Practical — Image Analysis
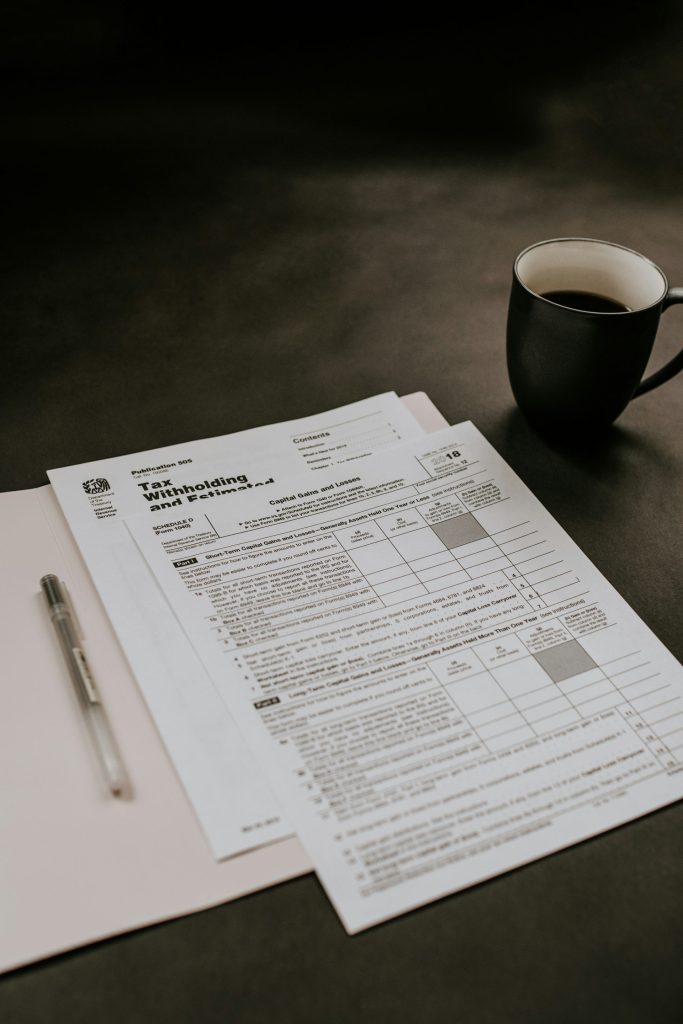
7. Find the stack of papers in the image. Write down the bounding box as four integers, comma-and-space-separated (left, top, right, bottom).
4, 392, 682, 965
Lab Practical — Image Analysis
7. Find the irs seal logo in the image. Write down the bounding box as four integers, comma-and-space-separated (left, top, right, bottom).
82, 478, 111, 495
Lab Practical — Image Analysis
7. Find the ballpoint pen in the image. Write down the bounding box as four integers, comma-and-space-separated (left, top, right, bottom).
40, 573, 128, 796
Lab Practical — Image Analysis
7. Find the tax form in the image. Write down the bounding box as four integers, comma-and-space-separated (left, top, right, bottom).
47, 394, 425, 859
127, 423, 683, 932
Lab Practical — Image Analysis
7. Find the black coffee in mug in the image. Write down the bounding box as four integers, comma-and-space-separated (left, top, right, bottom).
506, 238, 683, 435
540, 290, 630, 314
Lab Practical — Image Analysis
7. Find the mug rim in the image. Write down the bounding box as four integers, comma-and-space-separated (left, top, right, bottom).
513, 236, 669, 314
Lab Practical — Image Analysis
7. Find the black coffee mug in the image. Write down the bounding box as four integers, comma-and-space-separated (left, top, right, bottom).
506, 238, 683, 434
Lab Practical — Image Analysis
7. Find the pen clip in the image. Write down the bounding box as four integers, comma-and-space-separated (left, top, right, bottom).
61, 581, 85, 643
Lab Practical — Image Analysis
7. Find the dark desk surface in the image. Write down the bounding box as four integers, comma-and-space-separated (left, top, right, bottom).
3, 13, 683, 1023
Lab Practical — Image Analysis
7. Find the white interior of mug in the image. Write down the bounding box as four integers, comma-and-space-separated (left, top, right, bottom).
516, 238, 667, 311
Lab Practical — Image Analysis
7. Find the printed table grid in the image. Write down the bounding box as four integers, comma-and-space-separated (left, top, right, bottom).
430, 616, 682, 768
338, 504, 556, 612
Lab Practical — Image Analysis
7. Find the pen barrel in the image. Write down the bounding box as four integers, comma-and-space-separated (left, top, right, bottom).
51, 613, 97, 706
52, 615, 126, 794
85, 703, 126, 795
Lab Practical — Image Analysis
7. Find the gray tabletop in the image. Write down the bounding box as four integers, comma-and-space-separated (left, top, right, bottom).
3, 11, 683, 1023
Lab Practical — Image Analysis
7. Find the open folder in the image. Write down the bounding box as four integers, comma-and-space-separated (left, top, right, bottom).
0, 392, 446, 973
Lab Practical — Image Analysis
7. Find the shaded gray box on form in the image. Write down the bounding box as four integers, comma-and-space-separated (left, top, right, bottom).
533, 640, 597, 683
431, 514, 488, 550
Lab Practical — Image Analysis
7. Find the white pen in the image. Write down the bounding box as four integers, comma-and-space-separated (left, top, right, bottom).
40, 574, 128, 796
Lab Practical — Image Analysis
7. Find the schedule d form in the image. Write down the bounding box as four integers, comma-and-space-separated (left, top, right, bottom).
127, 423, 683, 932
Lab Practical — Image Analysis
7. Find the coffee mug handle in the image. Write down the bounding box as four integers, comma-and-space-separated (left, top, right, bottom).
633, 287, 683, 397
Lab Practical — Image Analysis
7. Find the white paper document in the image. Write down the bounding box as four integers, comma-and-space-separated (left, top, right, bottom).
127, 422, 683, 932
47, 394, 425, 859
